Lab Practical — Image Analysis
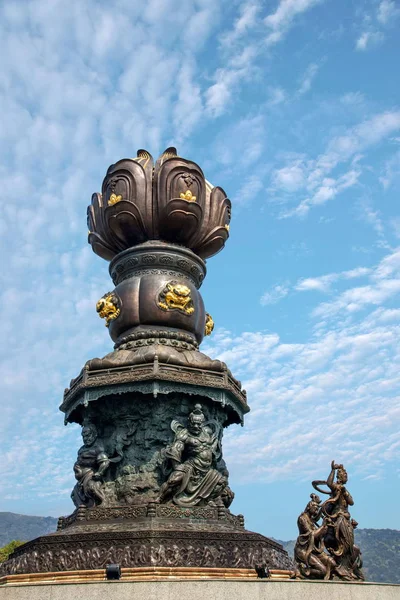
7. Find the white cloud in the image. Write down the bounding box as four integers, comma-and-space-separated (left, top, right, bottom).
390, 217, 400, 239
213, 115, 266, 168
296, 274, 337, 293
377, 0, 400, 25
345, 267, 373, 279
172, 59, 203, 142
380, 150, 400, 189
274, 111, 400, 217
210, 0, 325, 118
355, 30, 384, 51
298, 63, 320, 95
264, 0, 325, 46
220, 1, 260, 46
267, 86, 287, 106
357, 200, 385, 238
205, 276, 400, 482
285, 168, 361, 217
340, 92, 365, 106
271, 160, 305, 192
296, 267, 371, 293
260, 283, 289, 305
355, 0, 399, 52
265, 250, 400, 324
312, 248, 400, 320
205, 47, 258, 117
321, 111, 400, 168
235, 174, 265, 206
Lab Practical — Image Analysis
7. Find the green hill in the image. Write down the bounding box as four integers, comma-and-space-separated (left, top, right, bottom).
0, 512, 57, 547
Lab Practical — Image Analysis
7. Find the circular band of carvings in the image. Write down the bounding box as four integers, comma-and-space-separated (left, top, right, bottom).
57, 504, 242, 531
109, 244, 206, 288
1, 528, 293, 574
115, 329, 199, 351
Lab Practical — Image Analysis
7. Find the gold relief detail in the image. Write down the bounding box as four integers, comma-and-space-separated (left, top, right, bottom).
180, 190, 196, 202
96, 292, 121, 327
134, 149, 152, 169
205, 313, 214, 336
108, 193, 122, 206
224, 224, 230, 232
158, 282, 195, 315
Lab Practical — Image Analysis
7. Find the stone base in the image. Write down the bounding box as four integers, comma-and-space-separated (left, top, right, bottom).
0, 567, 293, 584
0, 508, 292, 575
0, 580, 399, 600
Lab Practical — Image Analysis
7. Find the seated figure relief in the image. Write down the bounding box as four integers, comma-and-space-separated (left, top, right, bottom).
71, 421, 136, 508
71, 423, 110, 508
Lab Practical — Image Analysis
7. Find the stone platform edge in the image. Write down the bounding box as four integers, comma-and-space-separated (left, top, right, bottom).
0, 567, 293, 585
0, 578, 399, 600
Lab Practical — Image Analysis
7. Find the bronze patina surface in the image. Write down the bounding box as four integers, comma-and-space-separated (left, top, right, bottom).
0, 148, 292, 577
294, 461, 364, 581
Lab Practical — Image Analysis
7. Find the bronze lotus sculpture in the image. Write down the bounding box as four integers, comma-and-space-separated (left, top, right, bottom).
87, 147, 231, 262
86, 148, 231, 348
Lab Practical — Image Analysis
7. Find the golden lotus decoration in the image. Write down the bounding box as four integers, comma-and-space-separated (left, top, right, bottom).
180, 190, 196, 202
107, 193, 122, 206
87, 147, 231, 261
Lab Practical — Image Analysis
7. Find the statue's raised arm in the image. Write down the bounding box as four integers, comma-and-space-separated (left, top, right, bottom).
312, 460, 338, 496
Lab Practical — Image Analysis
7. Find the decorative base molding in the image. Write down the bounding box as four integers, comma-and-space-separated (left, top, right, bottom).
61, 356, 248, 425
57, 503, 244, 531
0, 567, 295, 585
0, 520, 293, 576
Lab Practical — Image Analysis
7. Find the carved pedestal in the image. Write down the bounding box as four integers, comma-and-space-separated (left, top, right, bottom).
1, 504, 292, 574
0, 148, 294, 577
1, 375, 292, 575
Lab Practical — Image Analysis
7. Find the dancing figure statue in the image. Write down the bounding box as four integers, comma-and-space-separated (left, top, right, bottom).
312, 461, 364, 581
159, 404, 234, 507
71, 424, 110, 507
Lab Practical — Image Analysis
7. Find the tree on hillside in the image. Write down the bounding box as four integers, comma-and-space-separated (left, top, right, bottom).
0, 541, 25, 563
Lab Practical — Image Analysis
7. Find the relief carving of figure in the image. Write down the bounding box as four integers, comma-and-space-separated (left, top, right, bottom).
294, 493, 336, 579
312, 461, 364, 581
71, 421, 136, 508
159, 404, 233, 507
71, 423, 110, 507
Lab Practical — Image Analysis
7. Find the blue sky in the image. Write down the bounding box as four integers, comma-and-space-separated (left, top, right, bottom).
0, 0, 399, 541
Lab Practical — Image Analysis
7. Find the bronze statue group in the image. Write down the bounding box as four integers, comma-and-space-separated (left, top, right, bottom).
295, 461, 364, 581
